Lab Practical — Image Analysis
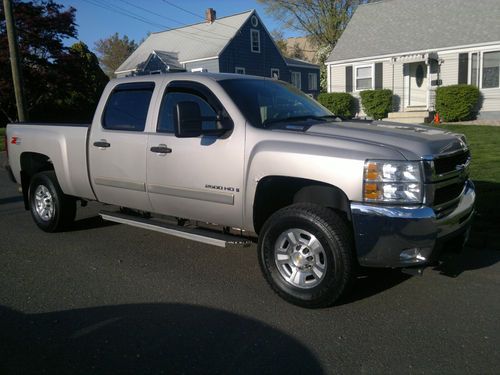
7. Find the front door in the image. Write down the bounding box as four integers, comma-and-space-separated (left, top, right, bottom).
408, 62, 427, 108
146, 81, 245, 227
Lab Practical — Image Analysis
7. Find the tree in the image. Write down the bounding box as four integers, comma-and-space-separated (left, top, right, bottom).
48, 42, 109, 122
257, 0, 371, 92
290, 42, 305, 59
271, 29, 288, 56
1, 0, 77, 125
94, 33, 138, 78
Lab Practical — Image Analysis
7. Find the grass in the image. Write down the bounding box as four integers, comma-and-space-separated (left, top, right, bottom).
0, 128, 4, 152
439, 125, 500, 250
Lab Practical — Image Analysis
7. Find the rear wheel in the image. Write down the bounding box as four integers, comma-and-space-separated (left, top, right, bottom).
258, 203, 354, 308
29, 171, 76, 232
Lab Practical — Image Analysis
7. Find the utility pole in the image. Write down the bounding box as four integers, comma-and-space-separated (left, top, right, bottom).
3, 0, 28, 122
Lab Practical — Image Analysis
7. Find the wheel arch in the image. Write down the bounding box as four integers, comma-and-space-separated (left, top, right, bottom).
20, 152, 55, 210
253, 176, 351, 234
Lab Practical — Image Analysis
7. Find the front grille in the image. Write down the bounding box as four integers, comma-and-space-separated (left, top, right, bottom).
434, 182, 464, 206
434, 150, 470, 175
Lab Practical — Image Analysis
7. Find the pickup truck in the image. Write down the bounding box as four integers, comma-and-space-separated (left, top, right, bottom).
5, 73, 475, 308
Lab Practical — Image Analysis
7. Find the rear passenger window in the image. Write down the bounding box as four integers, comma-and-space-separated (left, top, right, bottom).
102, 82, 155, 131
158, 92, 217, 133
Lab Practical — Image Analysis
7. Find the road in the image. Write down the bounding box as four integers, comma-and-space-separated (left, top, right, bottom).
0, 153, 499, 374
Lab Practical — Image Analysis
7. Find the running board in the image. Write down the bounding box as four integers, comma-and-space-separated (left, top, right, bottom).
99, 211, 252, 248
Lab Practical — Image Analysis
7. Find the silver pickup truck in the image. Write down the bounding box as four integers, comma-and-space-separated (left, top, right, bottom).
5, 73, 475, 308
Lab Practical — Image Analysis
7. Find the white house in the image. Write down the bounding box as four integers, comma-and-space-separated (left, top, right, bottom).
325, 0, 500, 122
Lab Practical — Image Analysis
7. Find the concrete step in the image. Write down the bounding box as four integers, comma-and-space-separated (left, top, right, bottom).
387, 111, 430, 118
383, 116, 431, 124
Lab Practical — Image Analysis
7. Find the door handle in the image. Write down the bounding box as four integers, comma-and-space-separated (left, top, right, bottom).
93, 140, 111, 148
150, 145, 172, 154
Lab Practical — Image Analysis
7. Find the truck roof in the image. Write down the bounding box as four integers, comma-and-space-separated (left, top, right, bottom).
110, 72, 271, 86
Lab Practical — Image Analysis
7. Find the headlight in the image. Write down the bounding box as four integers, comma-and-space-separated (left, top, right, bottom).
363, 160, 423, 204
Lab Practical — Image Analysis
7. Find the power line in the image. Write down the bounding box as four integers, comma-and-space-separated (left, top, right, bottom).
113, 0, 232, 40
81, 0, 225, 46
160, 0, 240, 31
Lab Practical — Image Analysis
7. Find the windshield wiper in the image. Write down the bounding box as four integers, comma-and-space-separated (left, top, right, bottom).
263, 115, 340, 127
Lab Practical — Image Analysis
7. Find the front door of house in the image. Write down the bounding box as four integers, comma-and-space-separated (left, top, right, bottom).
408, 62, 427, 108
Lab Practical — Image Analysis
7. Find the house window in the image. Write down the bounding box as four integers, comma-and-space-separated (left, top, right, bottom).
291, 71, 301, 89
308, 73, 318, 90
471, 52, 480, 87
251, 29, 260, 53
482, 51, 500, 89
235, 67, 246, 74
271, 68, 280, 79
355, 65, 373, 90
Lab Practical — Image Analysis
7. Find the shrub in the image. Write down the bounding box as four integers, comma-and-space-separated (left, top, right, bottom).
317, 92, 355, 119
359, 89, 393, 120
435, 84, 480, 122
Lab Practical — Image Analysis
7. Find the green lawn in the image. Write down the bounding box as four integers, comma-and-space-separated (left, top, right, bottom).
439, 125, 500, 249
0, 128, 4, 152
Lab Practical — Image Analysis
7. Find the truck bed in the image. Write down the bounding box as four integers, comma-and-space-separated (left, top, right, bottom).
6, 123, 95, 200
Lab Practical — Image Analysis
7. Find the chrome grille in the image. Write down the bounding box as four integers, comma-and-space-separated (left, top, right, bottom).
423, 149, 470, 215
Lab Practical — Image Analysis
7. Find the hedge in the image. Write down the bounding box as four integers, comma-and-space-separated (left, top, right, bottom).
435, 84, 480, 122
317, 92, 355, 119
359, 89, 393, 120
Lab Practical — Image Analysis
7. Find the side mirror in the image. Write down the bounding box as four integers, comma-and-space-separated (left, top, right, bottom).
174, 101, 202, 138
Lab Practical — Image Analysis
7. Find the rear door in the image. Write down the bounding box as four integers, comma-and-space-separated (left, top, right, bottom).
146, 80, 245, 227
88, 81, 156, 211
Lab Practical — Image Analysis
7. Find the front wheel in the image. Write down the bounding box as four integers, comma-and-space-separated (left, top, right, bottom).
258, 204, 354, 308
29, 171, 76, 232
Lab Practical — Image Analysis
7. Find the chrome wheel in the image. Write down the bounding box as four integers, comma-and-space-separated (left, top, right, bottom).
34, 185, 55, 222
274, 228, 327, 289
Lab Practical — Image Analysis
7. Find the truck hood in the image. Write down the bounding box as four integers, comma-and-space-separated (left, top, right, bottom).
303, 121, 468, 160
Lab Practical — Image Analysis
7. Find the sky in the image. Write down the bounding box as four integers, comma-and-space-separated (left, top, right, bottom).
58, 0, 300, 51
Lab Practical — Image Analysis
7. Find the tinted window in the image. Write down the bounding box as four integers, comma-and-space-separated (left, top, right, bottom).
219, 79, 332, 128
158, 92, 218, 133
102, 83, 154, 131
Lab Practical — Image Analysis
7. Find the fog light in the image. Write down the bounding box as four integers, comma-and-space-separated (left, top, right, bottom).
400, 248, 427, 262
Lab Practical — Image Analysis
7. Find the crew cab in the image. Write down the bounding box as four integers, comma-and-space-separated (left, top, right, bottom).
5, 73, 475, 308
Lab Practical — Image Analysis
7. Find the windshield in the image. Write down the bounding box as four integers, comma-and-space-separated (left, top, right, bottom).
218, 78, 337, 129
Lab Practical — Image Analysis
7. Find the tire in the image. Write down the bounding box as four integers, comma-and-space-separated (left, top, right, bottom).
29, 171, 76, 232
258, 203, 354, 308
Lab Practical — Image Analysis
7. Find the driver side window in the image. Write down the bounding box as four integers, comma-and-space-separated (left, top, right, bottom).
157, 92, 217, 133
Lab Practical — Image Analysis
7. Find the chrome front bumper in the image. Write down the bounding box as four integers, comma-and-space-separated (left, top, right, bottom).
350, 180, 476, 268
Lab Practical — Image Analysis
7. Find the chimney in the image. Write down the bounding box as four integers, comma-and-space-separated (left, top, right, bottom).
205, 8, 216, 24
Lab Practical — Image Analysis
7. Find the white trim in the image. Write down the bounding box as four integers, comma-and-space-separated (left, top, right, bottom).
179, 55, 219, 64
235, 66, 246, 74
325, 40, 500, 66
250, 29, 261, 53
327, 64, 331, 92
354, 64, 374, 91
480, 49, 500, 90
271, 68, 280, 79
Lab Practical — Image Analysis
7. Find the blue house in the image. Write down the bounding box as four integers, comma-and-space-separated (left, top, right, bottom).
115, 9, 320, 96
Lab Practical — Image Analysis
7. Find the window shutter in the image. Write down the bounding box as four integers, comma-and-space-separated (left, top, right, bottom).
345, 66, 353, 92
458, 53, 468, 84
375, 63, 383, 89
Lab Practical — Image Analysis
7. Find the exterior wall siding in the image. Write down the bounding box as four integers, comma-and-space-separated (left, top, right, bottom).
184, 58, 220, 73
219, 15, 290, 83
438, 52, 459, 87
288, 66, 320, 96
330, 65, 345, 93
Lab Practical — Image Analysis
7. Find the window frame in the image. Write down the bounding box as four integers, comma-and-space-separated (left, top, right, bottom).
308, 72, 318, 91
271, 68, 280, 79
235, 67, 246, 74
250, 29, 261, 53
101, 82, 155, 132
156, 80, 233, 135
291, 71, 301, 89
480, 50, 500, 90
354, 63, 374, 91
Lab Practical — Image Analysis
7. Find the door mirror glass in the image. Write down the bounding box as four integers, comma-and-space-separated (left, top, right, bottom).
174, 101, 203, 138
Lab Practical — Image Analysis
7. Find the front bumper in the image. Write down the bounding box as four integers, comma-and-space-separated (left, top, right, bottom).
350, 179, 475, 268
